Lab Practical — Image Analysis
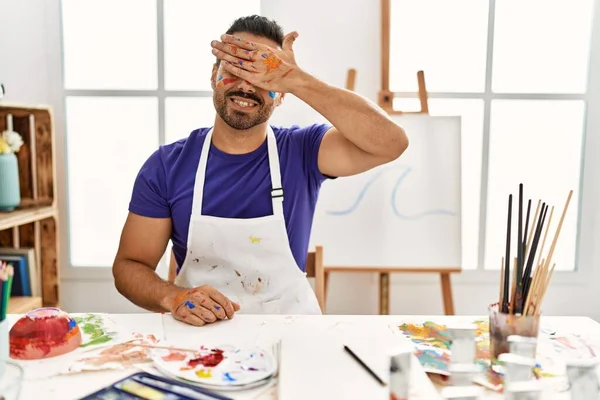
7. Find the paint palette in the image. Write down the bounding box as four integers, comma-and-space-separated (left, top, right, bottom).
150, 344, 277, 390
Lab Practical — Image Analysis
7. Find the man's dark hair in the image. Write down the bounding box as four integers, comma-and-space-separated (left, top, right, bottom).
215, 15, 284, 65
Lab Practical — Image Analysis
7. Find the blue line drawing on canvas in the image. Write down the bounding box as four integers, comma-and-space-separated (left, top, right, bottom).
326, 166, 456, 219
390, 167, 456, 220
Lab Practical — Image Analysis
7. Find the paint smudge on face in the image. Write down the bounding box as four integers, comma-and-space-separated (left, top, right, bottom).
196, 369, 212, 378
258, 277, 262, 283
235, 270, 241, 277
188, 349, 224, 368
193, 258, 200, 262
210, 265, 218, 271
217, 77, 237, 87
262, 53, 281, 73
162, 351, 187, 362
215, 305, 221, 311
223, 372, 236, 382
185, 301, 195, 309
269, 91, 276, 99
249, 235, 262, 244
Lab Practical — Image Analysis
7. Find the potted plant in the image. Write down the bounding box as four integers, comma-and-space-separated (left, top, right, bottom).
0, 129, 24, 211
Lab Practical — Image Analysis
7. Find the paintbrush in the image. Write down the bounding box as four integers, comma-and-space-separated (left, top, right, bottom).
503, 194, 512, 313
517, 184, 524, 293
522, 199, 532, 263
344, 345, 387, 387
519, 203, 548, 313
119, 341, 204, 353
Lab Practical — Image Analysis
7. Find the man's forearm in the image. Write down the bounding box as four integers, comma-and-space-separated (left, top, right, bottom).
289, 70, 408, 158
113, 260, 181, 313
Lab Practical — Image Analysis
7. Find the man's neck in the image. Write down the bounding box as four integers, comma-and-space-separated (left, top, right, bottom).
211, 117, 268, 155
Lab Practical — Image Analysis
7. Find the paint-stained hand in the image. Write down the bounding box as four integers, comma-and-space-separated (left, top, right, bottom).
211, 32, 301, 93
170, 285, 241, 327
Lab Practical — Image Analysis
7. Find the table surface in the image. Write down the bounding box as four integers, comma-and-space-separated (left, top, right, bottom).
6, 313, 600, 400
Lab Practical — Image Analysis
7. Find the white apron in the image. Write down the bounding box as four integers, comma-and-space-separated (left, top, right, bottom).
174, 127, 322, 315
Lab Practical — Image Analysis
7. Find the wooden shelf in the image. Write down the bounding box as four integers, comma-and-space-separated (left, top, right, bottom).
0, 205, 57, 231
0, 104, 60, 310
8, 296, 42, 313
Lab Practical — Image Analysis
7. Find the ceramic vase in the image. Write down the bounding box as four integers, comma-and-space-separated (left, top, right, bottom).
0, 153, 20, 212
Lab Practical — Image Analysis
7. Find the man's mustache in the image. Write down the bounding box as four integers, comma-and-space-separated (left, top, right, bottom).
227, 91, 263, 105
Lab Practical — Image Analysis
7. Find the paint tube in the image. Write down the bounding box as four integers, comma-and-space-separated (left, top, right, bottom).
504, 380, 542, 400
565, 359, 600, 400
507, 335, 538, 359
440, 385, 483, 399
388, 346, 412, 400
448, 363, 480, 386
447, 324, 477, 364
497, 353, 536, 383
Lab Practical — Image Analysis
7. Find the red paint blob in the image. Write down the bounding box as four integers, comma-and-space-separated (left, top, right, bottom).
222, 78, 237, 86
188, 348, 224, 368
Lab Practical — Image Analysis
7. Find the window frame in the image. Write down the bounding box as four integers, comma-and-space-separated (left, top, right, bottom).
380, 0, 594, 282
57, 0, 218, 280
53, 0, 598, 286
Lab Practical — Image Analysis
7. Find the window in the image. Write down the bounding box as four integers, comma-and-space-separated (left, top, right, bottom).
388, 0, 594, 271
60, 0, 261, 267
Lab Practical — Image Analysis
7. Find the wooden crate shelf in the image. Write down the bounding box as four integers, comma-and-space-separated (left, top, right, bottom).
8, 296, 42, 314
0, 104, 60, 312
0, 205, 57, 231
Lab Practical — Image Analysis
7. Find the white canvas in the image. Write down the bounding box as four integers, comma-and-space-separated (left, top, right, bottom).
309, 114, 462, 268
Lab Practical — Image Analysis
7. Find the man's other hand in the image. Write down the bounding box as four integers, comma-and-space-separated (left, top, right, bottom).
211, 31, 301, 93
170, 285, 241, 326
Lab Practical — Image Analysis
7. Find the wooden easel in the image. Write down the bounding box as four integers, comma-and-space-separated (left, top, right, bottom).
379, 70, 429, 115
378, 0, 429, 115
319, 67, 459, 316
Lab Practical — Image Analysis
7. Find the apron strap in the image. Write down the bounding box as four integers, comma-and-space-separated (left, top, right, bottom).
191, 128, 213, 216
266, 127, 284, 217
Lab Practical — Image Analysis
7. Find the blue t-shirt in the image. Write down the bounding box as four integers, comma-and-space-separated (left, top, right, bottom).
128, 124, 332, 273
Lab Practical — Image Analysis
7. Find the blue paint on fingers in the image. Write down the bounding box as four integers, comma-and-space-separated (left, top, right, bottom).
215, 305, 221, 310
269, 91, 276, 99
185, 300, 195, 309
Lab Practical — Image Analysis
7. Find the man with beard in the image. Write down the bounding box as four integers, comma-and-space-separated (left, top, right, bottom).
112, 15, 408, 326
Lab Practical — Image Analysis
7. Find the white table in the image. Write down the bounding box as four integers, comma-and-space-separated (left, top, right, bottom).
6, 313, 600, 400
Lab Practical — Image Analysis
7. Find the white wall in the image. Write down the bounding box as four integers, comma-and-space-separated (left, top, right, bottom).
1, 0, 600, 319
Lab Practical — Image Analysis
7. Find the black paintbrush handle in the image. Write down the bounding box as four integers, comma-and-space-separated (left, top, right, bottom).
517, 184, 523, 289
504, 194, 512, 313
523, 199, 532, 261
519, 204, 548, 312
344, 345, 386, 387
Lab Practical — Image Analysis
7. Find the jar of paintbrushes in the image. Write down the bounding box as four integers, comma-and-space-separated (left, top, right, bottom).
489, 184, 573, 370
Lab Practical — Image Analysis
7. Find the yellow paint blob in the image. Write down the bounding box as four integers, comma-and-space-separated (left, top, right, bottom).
196, 369, 212, 378
249, 235, 262, 244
